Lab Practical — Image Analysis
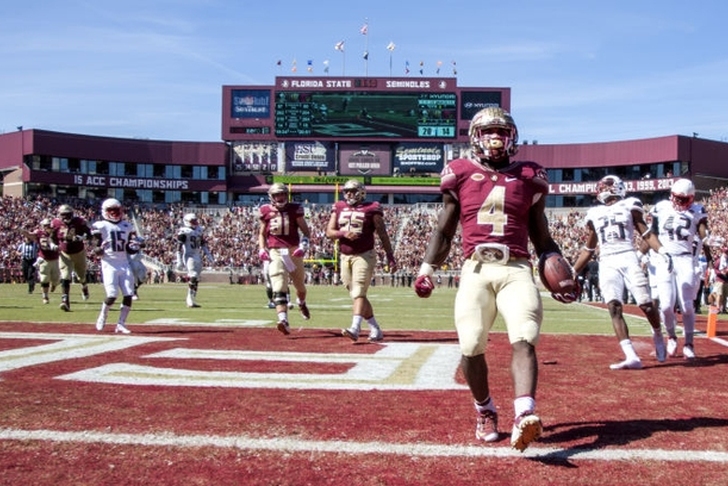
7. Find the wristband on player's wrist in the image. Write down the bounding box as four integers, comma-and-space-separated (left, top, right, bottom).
418, 262, 435, 277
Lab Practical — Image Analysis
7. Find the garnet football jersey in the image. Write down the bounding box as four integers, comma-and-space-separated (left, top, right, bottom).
258, 203, 305, 249
331, 200, 383, 255
52, 216, 92, 254
440, 158, 549, 260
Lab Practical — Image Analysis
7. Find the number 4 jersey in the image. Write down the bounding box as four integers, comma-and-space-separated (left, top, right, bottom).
440, 158, 549, 260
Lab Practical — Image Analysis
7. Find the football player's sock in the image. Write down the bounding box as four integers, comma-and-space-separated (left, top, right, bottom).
118, 305, 131, 326
514, 396, 536, 418
277, 311, 288, 322
99, 303, 110, 323
619, 339, 639, 361
474, 397, 496, 414
351, 315, 363, 333
366, 316, 380, 330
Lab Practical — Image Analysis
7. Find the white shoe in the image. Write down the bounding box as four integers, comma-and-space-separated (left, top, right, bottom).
368, 328, 383, 342
115, 323, 131, 334
342, 327, 359, 342
683, 344, 696, 360
95, 318, 105, 331
511, 413, 542, 452
667, 338, 678, 357
609, 358, 642, 370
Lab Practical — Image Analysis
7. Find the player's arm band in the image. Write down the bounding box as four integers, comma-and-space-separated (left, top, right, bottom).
583, 246, 596, 252
641, 228, 653, 238
418, 262, 435, 277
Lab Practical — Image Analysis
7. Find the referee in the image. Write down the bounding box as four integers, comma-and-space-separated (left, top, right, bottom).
17, 234, 39, 294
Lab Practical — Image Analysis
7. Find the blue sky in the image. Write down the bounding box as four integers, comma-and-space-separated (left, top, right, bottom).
2, 0, 727, 144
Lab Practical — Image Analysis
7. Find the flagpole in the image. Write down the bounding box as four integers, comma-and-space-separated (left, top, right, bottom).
363, 18, 369, 76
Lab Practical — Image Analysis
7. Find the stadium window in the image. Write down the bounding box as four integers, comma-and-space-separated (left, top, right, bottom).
181, 165, 194, 179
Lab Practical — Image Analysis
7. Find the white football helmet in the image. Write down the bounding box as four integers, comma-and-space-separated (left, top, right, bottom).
670, 178, 695, 211
596, 175, 626, 204
343, 179, 366, 206
268, 183, 289, 209
469, 107, 519, 165
101, 198, 123, 222
58, 204, 74, 223
183, 213, 199, 228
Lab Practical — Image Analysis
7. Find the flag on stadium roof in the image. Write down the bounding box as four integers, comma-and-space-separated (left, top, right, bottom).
334, 41, 345, 51
386, 41, 395, 51
360, 23, 368, 35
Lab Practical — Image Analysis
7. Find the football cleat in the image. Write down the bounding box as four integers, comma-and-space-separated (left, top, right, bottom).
475, 410, 499, 443
609, 358, 643, 370
81, 286, 90, 301
42, 297, 49, 304
342, 327, 359, 342
299, 302, 311, 320
368, 328, 383, 343
115, 323, 131, 334
95, 318, 105, 332
266, 302, 275, 309
683, 344, 696, 360
277, 320, 291, 335
511, 412, 542, 452
667, 337, 678, 357
59, 302, 70, 312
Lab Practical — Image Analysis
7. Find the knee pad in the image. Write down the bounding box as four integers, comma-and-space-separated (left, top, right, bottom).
122, 295, 133, 307
104, 297, 117, 306
273, 292, 288, 306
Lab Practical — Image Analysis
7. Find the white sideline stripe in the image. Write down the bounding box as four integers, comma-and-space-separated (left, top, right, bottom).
1, 428, 727, 462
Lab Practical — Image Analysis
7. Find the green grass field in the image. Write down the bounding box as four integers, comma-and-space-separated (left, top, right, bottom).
0, 282, 657, 337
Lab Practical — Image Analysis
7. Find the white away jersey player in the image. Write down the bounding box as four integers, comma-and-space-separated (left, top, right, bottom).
92, 219, 136, 298
584, 197, 651, 305
584, 197, 643, 256
177, 226, 206, 262
649, 200, 708, 257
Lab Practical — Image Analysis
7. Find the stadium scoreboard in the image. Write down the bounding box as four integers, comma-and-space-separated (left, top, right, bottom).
223, 77, 510, 143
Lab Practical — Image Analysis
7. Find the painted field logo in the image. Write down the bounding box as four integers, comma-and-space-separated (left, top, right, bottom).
56, 342, 466, 391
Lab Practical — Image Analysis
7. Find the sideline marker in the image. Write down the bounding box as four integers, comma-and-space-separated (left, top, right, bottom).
706, 305, 718, 338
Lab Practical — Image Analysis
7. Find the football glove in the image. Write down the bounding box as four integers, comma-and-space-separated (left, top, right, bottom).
414, 274, 434, 298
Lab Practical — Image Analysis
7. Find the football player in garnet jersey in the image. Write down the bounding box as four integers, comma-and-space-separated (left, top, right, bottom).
52, 204, 93, 311
571, 175, 670, 369
415, 107, 574, 452
647, 178, 712, 359
258, 183, 313, 335
326, 179, 397, 343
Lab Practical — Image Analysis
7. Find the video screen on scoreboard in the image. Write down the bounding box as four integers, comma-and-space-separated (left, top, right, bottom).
274, 91, 457, 140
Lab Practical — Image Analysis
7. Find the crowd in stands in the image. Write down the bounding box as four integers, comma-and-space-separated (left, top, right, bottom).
2, 186, 728, 285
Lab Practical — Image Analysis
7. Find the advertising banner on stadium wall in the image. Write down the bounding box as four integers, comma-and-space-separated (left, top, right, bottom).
284, 141, 336, 172
393, 143, 444, 175
232, 142, 279, 173
338, 143, 392, 176
30, 171, 225, 192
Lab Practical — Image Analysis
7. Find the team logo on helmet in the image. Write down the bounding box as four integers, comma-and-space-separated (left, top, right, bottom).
596, 175, 626, 204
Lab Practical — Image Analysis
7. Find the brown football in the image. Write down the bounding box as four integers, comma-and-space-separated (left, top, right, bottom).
538, 253, 576, 294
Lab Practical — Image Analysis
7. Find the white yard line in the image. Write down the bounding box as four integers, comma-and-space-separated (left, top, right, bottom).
1, 428, 727, 462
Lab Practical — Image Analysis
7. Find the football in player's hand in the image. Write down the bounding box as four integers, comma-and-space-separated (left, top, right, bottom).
538, 253, 576, 294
